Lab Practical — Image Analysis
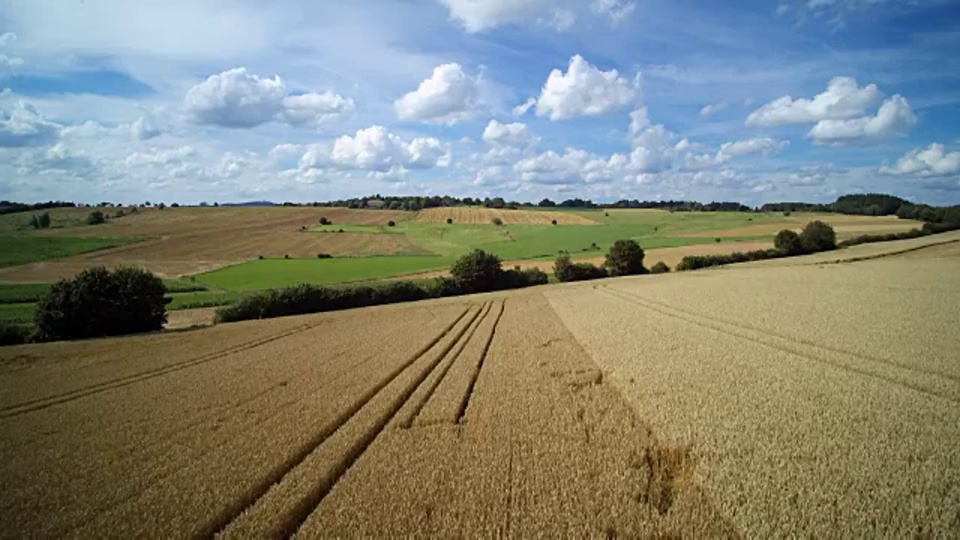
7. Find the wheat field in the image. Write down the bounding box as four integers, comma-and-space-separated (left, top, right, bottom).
0, 233, 957, 537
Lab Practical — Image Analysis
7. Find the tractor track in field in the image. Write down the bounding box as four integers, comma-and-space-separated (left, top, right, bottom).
210, 302, 503, 538
599, 286, 960, 405
457, 300, 506, 424
0, 321, 325, 419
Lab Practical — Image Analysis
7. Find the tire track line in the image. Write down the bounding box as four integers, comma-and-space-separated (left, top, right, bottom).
211, 304, 483, 538
456, 299, 506, 424
616, 287, 960, 383
398, 301, 494, 429
0, 322, 324, 419
599, 287, 959, 404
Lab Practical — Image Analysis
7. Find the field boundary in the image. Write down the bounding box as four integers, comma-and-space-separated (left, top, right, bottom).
812, 238, 960, 266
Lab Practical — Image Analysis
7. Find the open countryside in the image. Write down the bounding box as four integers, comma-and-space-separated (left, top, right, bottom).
2, 229, 958, 536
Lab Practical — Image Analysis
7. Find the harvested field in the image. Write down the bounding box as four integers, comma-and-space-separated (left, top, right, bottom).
1, 234, 957, 537
0, 207, 418, 281
164, 307, 217, 330
411, 206, 597, 225
682, 213, 922, 239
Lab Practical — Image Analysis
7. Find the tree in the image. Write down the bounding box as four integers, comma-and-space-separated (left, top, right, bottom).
538, 198, 556, 207
650, 261, 671, 274
319, 216, 332, 225
29, 214, 40, 229
604, 239, 646, 276
86, 211, 106, 225
35, 266, 168, 341
38, 212, 51, 228
799, 221, 836, 253
446, 218, 453, 224
554, 254, 607, 282
450, 250, 503, 293
551, 219, 557, 225
774, 229, 804, 255
387, 220, 396, 227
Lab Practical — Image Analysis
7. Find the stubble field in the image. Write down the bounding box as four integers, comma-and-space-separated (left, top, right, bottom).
1, 232, 958, 537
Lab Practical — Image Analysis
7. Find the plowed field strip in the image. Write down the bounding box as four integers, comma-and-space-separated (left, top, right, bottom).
218, 304, 489, 538
0, 322, 321, 418
457, 300, 506, 424
600, 287, 960, 404
397, 301, 494, 429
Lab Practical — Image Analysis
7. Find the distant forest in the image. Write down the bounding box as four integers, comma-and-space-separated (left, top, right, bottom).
3, 194, 958, 225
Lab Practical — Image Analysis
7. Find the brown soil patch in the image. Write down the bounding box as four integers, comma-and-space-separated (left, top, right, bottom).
412, 207, 597, 225
0, 207, 418, 281
165, 308, 217, 330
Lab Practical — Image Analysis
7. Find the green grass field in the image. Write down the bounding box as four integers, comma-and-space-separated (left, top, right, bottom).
0, 236, 144, 267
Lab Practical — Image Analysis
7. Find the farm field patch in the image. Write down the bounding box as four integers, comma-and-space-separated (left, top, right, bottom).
2, 239, 957, 536
411, 206, 598, 225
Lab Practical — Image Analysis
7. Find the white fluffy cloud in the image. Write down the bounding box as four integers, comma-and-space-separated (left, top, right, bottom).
746, 77, 882, 126
0, 101, 61, 147
183, 67, 352, 128
302, 126, 451, 173
747, 76, 915, 145
879, 143, 960, 177
515, 148, 625, 184
394, 63, 482, 125
533, 55, 638, 121
807, 95, 915, 145
482, 120, 538, 147
438, 0, 551, 32
684, 138, 788, 170
590, 0, 636, 24
125, 146, 197, 167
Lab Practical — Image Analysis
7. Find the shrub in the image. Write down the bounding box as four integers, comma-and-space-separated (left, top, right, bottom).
650, 261, 670, 274
446, 218, 453, 225
338, 228, 344, 233
554, 254, 608, 282
0, 323, 31, 346
35, 266, 168, 341
29, 212, 51, 229
86, 210, 106, 225
450, 250, 503, 293
676, 249, 785, 271
604, 239, 646, 277
799, 221, 837, 253
783, 211, 792, 217
115, 209, 125, 218
491, 217, 504, 226
715, 238, 721, 243
258, 255, 264, 260
284, 254, 290, 259
551, 219, 557, 225
388, 220, 396, 227
774, 229, 804, 255
317, 253, 332, 259
319, 216, 332, 225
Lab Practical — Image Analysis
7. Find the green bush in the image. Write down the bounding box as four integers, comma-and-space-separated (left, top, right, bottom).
29, 212, 51, 229
35, 266, 168, 341
491, 217, 504, 226
554, 254, 608, 282
799, 221, 836, 253
86, 210, 106, 225
774, 229, 804, 255
676, 249, 785, 271
446, 218, 453, 224
0, 323, 31, 346
650, 261, 670, 274
319, 216, 332, 225
604, 239, 647, 276
387, 220, 396, 227
450, 250, 503, 293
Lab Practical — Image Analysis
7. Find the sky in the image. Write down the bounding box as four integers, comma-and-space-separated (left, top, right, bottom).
1, 0, 959, 206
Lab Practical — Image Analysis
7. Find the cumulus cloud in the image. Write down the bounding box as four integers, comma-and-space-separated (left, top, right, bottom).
183, 67, 352, 128
684, 138, 788, 170
534, 55, 637, 120
394, 63, 482, 125
281, 92, 355, 126
747, 77, 915, 145
438, 0, 553, 32
0, 101, 61, 147
879, 143, 960, 177
808, 95, 915, 145
17, 143, 95, 177
302, 126, 451, 173
125, 146, 197, 167
482, 120, 538, 147
514, 148, 623, 184
746, 77, 882, 127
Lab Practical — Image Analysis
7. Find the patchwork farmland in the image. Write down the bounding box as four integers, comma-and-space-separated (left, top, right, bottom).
1, 232, 958, 537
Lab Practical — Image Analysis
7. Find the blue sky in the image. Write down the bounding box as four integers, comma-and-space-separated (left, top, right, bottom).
1, 0, 959, 205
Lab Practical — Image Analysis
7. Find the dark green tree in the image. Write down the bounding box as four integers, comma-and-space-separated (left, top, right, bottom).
604, 239, 646, 276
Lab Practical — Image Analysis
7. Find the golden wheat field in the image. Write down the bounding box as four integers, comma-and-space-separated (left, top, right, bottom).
410, 206, 598, 225
1, 233, 958, 537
